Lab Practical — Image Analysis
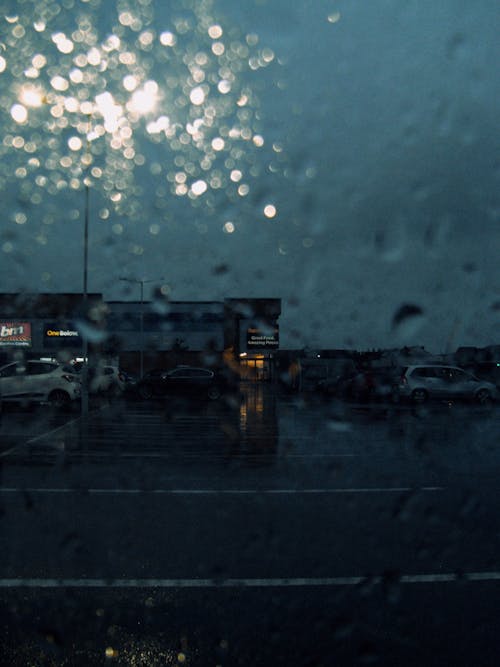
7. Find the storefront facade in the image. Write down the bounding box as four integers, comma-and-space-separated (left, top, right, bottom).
0, 293, 103, 365
224, 298, 281, 381
0, 294, 282, 380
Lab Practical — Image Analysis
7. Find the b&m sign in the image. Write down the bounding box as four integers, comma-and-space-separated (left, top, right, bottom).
0, 322, 32, 347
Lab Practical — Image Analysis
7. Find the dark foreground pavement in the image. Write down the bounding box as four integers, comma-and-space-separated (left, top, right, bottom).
1, 388, 500, 665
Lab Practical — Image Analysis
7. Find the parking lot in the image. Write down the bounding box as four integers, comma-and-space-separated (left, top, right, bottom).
1, 386, 500, 665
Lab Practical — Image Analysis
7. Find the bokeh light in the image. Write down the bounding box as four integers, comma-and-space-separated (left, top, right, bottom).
0, 0, 280, 230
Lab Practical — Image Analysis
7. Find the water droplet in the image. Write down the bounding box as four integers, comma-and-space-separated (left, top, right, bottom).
75, 319, 108, 344
392, 304, 425, 340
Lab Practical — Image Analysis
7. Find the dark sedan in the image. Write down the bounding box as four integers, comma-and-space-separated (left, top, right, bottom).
136, 366, 229, 401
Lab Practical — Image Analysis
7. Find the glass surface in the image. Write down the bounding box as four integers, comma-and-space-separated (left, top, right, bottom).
0, 1, 499, 665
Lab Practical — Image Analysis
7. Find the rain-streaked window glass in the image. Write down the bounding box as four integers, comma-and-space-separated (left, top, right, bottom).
1, 1, 499, 665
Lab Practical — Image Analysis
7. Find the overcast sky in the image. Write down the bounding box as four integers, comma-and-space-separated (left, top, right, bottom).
1, 0, 499, 353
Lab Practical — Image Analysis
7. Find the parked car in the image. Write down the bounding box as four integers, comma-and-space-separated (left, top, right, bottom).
395, 365, 499, 404
315, 359, 358, 396
71, 361, 127, 395
312, 358, 358, 395
330, 367, 402, 402
136, 365, 230, 401
0, 360, 81, 408
119, 370, 138, 395
466, 361, 500, 389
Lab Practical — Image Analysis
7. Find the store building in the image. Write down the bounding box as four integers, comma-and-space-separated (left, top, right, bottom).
0, 294, 282, 381
104, 300, 227, 374
224, 298, 281, 381
0, 293, 104, 365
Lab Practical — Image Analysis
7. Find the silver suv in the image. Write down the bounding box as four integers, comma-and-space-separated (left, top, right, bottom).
0, 360, 81, 408
396, 365, 499, 404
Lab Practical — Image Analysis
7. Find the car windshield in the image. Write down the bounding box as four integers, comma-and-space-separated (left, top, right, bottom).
0, 1, 499, 665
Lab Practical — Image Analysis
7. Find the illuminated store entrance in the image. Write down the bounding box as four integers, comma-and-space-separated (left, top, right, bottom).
239, 355, 271, 381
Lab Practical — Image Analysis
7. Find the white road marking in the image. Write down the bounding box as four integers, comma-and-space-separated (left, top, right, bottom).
0, 486, 443, 495
0, 572, 499, 588
0, 404, 110, 458
25, 415, 84, 446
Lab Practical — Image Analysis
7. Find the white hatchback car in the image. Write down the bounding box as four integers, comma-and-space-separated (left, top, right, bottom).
71, 362, 126, 395
0, 360, 81, 407
396, 365, 499, 404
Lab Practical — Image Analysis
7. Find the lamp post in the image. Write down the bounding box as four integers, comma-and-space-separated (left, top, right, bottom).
80, 114, 92, 418
120, 277, 165, 378
18, 86, 158, 405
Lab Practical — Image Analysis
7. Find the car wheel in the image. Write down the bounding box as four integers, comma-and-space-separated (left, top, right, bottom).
476, 389, 491, 405
138, 384, 153, 400
207, 386, 221, 400
411, 388, 428, 403
48, 389, 71, 408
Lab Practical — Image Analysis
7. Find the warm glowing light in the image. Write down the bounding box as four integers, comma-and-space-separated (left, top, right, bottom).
50, 76, 69, 92
11, 104, 28, 123
223, 221, 235, 233
68, 136, 83, 151
52, 32, 74, 54
159, 31, 176, 46
1, 0, 275, 217
191, 179, 208, 195
208, 25, 223, 39
20, 87, 44, 107
218, 80, 231, 94
212, 42, 225, 56
139, 31, 154, 47
87, 47, 101, 66
64, 97, 79, 113
211, 137, 225, 151
190, 86, 206, 105
123, 74, 138, 92
69, 68, 83, 84
129, 81, 158, 114
264, 204, 277, 218
95, 92, 123, 131
131, 90, 156, 114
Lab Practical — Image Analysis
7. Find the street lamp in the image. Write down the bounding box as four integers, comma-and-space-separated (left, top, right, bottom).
119, 277, 165, 378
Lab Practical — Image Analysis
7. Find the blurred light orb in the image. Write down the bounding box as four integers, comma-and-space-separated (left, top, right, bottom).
11, 104, 28, 123
159, 31, 176, 46
0, 0, 278, 220
191, 179, 208, 195
68, 136, 83, 151
190, 86, 206, 105
212, 137, 225, 151
264, 204, 277, 218
123, 74, 139, 92
218, 79, 231, 94
50, 76, 69, 92
208, 25, 223, 39
20, 87, 44, 107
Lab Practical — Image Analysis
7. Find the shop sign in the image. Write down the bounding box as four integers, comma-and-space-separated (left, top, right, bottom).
246, 326, 279, 349
44, 323, 81, 346
0, 322, 32, 347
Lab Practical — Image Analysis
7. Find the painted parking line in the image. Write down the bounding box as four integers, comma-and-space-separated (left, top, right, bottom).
0, 404, 111, 458
0, 571, 499, 588
0, 486, 444, 495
